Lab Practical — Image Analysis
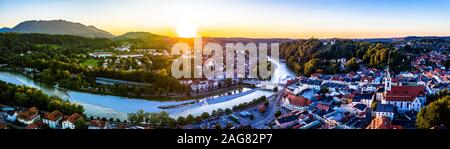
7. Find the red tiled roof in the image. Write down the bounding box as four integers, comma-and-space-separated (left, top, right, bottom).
366, 117, 392, 129
287, 94, 312, 107
316, 103, 330, 111
18, 107, 39, 121
45, 110, 63, 121
65, 113, 82, 123
385, 86, 425, 101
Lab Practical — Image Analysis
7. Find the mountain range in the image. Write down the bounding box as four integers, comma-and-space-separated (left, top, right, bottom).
0, 20, 115, 38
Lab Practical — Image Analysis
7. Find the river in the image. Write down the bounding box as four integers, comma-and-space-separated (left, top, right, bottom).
0, 61, 295, 120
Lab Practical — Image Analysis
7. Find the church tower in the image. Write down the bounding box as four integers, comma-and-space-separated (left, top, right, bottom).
384, 68, 392, 93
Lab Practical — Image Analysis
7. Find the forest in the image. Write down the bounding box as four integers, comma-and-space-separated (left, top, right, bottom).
0, 33, 188, 98
280, 38, 411, 76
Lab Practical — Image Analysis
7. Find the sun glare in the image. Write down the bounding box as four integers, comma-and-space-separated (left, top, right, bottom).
176, 21, 198, 38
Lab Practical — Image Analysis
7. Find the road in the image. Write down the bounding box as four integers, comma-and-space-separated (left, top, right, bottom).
252, 86, 286, 128
183, 84, 289, 129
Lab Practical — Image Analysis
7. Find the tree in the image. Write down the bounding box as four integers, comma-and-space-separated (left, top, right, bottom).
214, 124, 222, 129
186, 114, 195, 124
319, 87, 330, 94
371, 101, 377, 110
201, 112, 210, 120
225, 108, 232, 114
177, 116, 186, 125
224, 78, 232, 87
416, 96, 450, 129
303, 59, 321, 76
75, 118, 87, 129
274, 111, 282, 118
264, 100, 270, 107
225, 122, 233, 129
345, 58, 360, 72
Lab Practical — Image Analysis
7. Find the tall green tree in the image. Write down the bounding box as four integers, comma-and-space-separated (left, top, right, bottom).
416, 96, 450, 129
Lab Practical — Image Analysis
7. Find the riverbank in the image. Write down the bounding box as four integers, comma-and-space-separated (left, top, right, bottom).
0, 68, 249, 102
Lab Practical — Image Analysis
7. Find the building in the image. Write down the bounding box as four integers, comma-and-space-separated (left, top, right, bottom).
62, 113, 83, 129
88, 119, 107, 129
5, 111, 17, 122
374, 104, 395, 120
353, 94, 374, 106
300, 79, 322, 91
352, 103, 368, 117
89, 52, 113, 58
17, 107, 40, 125
366, 117, 392, 129
25, 121, 45, 129
382, 71, 427, 112
0, 104, 14, 112
382, 85, 426, 112
118, 54, 144, 58
43, 110, 63, 129
282, 93, 312, 110
275, 111, 301, 128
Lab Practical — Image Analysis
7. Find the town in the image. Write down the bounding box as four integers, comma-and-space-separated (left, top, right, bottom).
1, 37, 449, 129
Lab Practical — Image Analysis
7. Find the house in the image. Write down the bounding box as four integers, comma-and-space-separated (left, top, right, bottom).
316, 103, 331, 111
25, 121, 45, 129
342, 94, 355, 104
366, 117, 392, 129
282, 93, 312, 110
374, 104, 395, 120
17, 107, 40, 125
300, 79, 322, 90
88, 119, 107, 129
42, 110, 63, 129
353, 94, 373, 106
352, 103, 368, 116
275, 111, 301, 128
62, 113, 83, 129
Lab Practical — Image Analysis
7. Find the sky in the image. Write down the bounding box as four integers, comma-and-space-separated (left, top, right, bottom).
1, 0, 450, 38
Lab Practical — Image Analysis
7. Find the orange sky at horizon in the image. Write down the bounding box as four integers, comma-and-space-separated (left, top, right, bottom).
2, 0, 450, 39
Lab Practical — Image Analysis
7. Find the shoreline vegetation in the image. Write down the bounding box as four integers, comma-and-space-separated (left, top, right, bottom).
126, 96, 269, 127
0, 68, 252, 102
0, 80, 85, 115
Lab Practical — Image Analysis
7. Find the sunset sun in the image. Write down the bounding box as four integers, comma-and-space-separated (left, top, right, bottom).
175, 21, 198, 38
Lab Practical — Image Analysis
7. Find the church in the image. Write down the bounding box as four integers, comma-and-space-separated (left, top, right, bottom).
380, 70, 426, 112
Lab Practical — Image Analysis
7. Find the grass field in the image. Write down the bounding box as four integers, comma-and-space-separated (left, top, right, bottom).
81, 59, 99, 67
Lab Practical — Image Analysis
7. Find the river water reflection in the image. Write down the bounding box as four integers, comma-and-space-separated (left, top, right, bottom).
0, 61, 295, 120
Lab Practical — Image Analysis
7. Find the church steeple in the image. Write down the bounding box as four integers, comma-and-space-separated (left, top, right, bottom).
385, 68, 392, 93
385, 50, 393, 93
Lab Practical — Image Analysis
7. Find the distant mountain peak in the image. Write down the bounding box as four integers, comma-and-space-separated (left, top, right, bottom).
0, 19, 115, 38
115, 31, 169, 40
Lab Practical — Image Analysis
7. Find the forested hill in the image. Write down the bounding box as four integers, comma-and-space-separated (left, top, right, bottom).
0, 33, 188, 98
0, 20, 115, 38
280, 38, 409, 76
